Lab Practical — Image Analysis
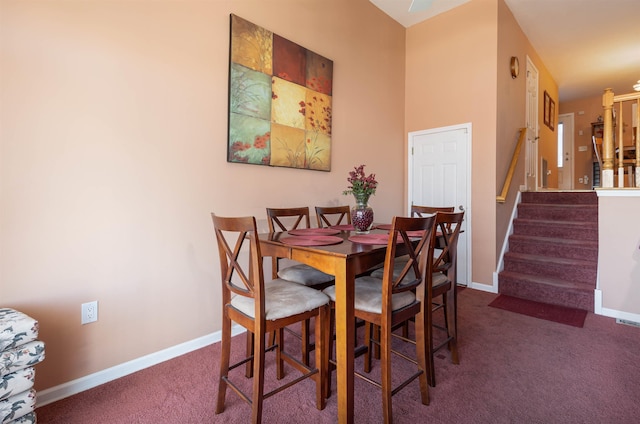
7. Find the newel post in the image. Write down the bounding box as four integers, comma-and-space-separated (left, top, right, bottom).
636, 98, 640, 187
602, 88, 615, 187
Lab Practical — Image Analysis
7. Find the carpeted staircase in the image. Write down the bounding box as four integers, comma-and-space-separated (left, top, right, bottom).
499, 191, 598, 312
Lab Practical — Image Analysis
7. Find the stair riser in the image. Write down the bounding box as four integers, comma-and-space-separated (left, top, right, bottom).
499, 275, 594, 311
509, 239, 598, 261
513, 222, 598, 241
503, 258, 596, 284
521, 191, 598, 205
518, 205, 598, 222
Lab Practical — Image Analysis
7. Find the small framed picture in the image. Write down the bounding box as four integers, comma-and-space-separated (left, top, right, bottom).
543, 91, 551, 128
549, 97, 555, 131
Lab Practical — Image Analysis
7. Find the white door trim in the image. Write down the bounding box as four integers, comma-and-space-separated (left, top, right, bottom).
525, 56, 539, 191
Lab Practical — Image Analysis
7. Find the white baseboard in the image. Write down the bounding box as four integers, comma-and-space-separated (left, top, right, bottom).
37, 324, 245, 408
593, 289, 640, 323
468, 281, 497, 294
599, 307, 640, 324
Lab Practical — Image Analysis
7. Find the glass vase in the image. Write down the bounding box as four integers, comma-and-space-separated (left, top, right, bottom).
351, 193, 374, 234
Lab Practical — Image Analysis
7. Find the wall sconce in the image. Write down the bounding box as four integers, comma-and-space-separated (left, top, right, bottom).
634, 80, 640, 91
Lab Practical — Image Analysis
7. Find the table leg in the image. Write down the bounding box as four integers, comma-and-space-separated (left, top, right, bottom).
334, 263, 355, 424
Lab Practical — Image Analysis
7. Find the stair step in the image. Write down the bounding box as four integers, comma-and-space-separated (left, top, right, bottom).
509, 234, 598, 261
521, 191, 598, 205
503, 252, 597, 285
518, 203, 598, 222
513, 218, 598, 241
498, 271, 594, 311
499, 191, 598, 312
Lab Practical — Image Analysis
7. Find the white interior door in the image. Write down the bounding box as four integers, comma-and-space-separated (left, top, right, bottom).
408, 123, 471, 286
558, 113, 575, 189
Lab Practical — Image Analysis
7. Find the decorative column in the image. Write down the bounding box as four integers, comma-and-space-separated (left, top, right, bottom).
602, 88, 615, 188
636, 99, 640, 187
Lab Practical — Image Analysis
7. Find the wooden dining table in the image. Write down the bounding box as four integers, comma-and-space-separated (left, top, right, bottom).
258, 227, 408, 424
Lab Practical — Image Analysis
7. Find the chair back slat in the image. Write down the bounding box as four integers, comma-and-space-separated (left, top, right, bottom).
266, 207, 311, 232
410, 205, 455, 217
431, 211, 464, 278
380, 215, 437, 299
212, 214, 264, 303
315, 205, 351, 228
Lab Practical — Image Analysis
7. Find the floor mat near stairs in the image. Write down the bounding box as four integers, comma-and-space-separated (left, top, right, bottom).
489, 294, 587, 328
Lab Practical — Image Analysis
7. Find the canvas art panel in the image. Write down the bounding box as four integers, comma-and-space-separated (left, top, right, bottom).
228, 14, 333, 171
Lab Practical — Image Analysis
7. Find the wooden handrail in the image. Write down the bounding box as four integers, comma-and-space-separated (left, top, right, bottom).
497, 128, 526, 203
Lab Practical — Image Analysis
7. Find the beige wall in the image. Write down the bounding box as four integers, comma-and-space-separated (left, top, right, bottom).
559, 95, 603, 189
538, 87, 560, 188
405, 0, 559, 282
1, 0, 406, 390
597, 193, 640, 315
405, 0, 498, 288
494, 0, 557, 256
495, 0, 527, 258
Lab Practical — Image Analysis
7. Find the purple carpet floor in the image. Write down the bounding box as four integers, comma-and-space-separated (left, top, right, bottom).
36, 289, 640, 423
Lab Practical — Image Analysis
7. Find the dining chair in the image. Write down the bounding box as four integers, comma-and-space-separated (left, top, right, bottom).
323, 215, 437, 423
374, 204, 455, 337
315, 205, 351, 228
426, 210, 464, 387
368, 210, 464, 386
368, 203, 455, 282
266, 207, 334, 287
266, 207, 335, 365
411, 206, 455, 250
410, 205, 455, 216
211, 213, 329, 424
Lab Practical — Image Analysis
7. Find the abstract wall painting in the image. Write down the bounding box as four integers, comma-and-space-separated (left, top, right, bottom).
228, 14, 333, 171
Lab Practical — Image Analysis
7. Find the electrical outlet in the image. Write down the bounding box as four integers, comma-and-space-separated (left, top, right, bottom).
81, 301, 98, 324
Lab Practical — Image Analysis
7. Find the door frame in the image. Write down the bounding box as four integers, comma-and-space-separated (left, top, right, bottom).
525, 56, 539, 191
407, 122, 472, 287
558, 113, 575, 189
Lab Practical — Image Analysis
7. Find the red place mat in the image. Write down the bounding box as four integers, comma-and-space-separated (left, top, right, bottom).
374, 224, 425, 238
330, 224, 354, 231
280, 235, 343, 246
349, 234, 404, 245
288, 228, 340, 236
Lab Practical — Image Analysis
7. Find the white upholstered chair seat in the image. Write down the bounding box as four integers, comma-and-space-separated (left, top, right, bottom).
323, 276, 416, 315
278, 264, 334, 286
231, 278, 330, 320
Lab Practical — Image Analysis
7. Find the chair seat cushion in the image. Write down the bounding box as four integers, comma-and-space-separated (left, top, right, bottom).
0, 341, 45, 378
0, 388, 36, 423
0, 367, 35, 402
231, 279, 329, 321
0, 309, 39, 351
278, 264, 334, 286
323, 276, 416, 314
9, 411, 37, 424
432, 271, 449, 288
370, 262, 416, 281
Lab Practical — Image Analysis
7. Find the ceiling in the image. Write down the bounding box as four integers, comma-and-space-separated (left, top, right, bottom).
369, 0, 640, 102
